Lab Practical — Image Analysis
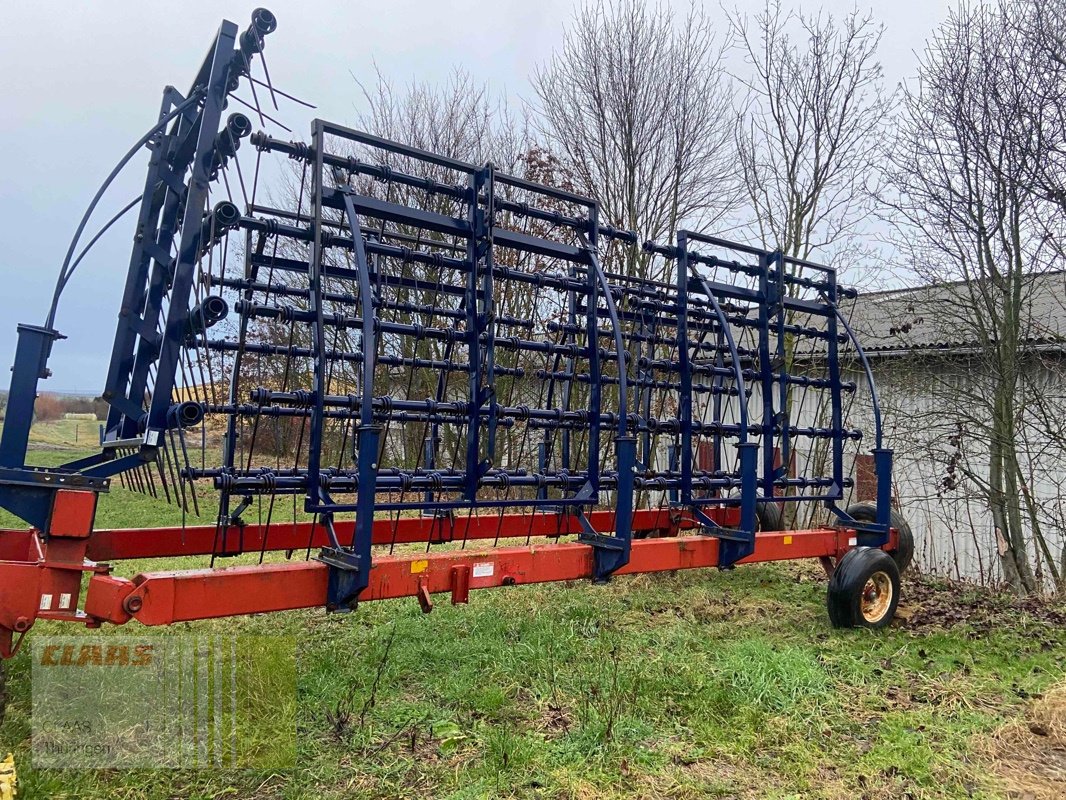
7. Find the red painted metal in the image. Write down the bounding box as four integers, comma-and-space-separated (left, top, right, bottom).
0, 496, 896, 653
49, 490, 98, 538
103, 526, 895, 627
81, 507, 708, 561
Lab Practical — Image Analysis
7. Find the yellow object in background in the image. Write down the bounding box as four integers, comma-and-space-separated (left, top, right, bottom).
0, 753, 16, 800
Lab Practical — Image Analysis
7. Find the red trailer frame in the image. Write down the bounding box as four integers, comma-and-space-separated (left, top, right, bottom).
0, 489, 896, 657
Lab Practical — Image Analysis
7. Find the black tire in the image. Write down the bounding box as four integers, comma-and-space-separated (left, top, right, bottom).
827, 547, 901, 629
846, 502, 914, 574
755, 501, 784, 532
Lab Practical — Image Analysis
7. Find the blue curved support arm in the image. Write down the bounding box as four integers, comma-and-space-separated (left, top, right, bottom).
826, 293, 891, 537
340, 193, 378, 429
316, 190, 384, 608
682, 238, 757, 566
579, 238, 630, 437
578, 234, 635, 582
829, 298, 883, 450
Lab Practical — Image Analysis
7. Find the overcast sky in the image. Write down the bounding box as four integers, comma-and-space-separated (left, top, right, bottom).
0, 0, 951, 392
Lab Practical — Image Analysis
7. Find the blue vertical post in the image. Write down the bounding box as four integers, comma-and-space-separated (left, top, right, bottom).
307, 119, 329, 515
464, 168, 485, 500
537, 440, 548, 502
479, 165, 498, 475
639, 316, 652, 468
756, 252, 776, 498
676, 234, 693, 505
585, 208, 602, 497
667, 444, 679, 504
0, 325, 62, 468
771, 252, 791, 488
424, 436, 436, 506
825, 268, 845, 498
561, 268, 578, 472
718, 440, 759, 567
873, 447, 893, 542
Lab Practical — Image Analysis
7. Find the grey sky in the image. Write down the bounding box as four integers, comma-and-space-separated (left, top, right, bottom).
0, 0, 950, 392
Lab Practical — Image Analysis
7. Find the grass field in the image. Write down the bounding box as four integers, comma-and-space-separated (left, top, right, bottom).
0, 423, 1064, 798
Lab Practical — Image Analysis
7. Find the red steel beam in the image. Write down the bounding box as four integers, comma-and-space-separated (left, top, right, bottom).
117, 527, 891, 627
79, 507, 712, 561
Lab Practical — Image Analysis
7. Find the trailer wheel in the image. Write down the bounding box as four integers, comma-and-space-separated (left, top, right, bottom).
755, 501, 783, 531
846, 502, 914, 574
827, 547, 900, 629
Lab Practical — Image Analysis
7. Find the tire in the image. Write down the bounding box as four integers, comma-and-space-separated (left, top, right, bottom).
846, 502, 914, 574
755, 501, 784, 532
827, 547, 901, 629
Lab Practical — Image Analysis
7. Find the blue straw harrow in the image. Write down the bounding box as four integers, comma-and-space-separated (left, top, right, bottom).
0, 11, 909, 661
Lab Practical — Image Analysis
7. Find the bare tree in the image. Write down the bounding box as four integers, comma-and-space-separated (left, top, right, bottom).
533, 0, 739, 281
727, 3, 892, 527
1002, 0, 1066, 215
729, 2, 892, 269
884, 0, 1066, 594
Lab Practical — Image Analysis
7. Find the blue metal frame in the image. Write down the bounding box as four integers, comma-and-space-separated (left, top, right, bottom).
0, 10, 894, 597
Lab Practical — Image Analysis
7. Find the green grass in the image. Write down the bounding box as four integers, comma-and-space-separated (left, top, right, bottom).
0, 432, 1064, 798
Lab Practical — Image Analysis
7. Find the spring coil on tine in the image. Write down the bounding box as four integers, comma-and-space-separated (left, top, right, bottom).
513, 404, 531, 421
375, 395, 393, 414
292, 389, 314, 408
375, 164, 392, 184
288, 141, 311, 160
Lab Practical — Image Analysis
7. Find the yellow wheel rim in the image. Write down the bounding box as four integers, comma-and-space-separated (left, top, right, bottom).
860, 571, 894, 624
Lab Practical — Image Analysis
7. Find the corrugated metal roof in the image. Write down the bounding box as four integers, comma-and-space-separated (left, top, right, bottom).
842, 270, 1066, 354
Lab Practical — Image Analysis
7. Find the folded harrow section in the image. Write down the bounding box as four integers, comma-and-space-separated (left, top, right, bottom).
0, 10, 899, 651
